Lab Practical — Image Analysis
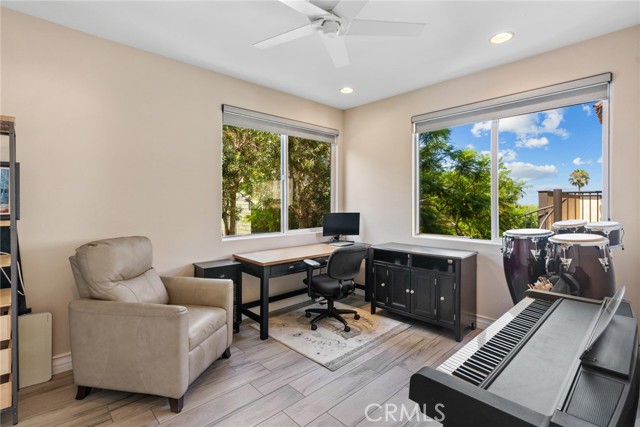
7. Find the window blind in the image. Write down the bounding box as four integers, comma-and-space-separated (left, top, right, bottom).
412, 73, 611, 133
222, 105, 338, 144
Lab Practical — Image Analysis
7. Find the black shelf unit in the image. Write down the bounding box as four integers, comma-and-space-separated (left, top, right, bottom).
371, 242, 477, 342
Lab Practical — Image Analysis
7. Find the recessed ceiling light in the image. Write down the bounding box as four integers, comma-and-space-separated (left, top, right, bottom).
340, 86, 354, 94
490, 32, 514, 44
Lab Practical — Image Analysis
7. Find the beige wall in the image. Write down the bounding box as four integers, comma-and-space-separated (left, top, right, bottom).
0, 8, 344, 358
2, 7, 639, 361
344, 25, 640, 321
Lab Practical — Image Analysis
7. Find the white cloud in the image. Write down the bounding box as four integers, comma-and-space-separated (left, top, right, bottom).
465, 144, 475, 150
499, 149, 517, 162
541, 110, 569, 138
582, 105, 592, 116
572, 157, 592, 165
471, 121, 491, 137
485, 109, 569, 139
498, 115, 538, 135
516, 137, 549, 149
597, 156, 603, 164
504, 162, 558, 181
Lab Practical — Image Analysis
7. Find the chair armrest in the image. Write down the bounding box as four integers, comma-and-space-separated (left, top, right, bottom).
162, 276, 234, 347
68, 299, 189, 399
304, 258, 321, 268
161, 276, 233, 310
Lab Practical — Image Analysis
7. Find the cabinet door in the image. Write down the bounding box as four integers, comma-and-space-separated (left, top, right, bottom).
411, 270, 436, 319
387, 266, 411, 312
436, 274, 456, 325
374, 263, 388, 306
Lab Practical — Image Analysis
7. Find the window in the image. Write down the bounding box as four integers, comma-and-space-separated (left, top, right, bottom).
222, 106, 336, 237
413, 74, 610, 240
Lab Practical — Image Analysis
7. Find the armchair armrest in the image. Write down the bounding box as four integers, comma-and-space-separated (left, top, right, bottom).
161, 276, 233, 310
68, 299, 189, 399
162, 276, 234, 346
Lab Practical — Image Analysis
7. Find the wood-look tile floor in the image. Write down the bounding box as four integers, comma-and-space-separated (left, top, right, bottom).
15, 295, 640, 426
15, 297, 479, 427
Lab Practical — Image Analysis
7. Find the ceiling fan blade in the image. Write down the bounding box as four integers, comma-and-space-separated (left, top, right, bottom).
278, 0, 330, 18
320, 35, 350, 68
254, 22, 318, 49
346, 19, 425, 37
332, 0, 368, 19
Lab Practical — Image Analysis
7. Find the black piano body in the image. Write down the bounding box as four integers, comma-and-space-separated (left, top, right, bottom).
409, 291, 639, 427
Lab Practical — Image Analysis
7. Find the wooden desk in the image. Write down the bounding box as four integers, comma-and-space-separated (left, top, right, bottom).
234, 243, 372, 340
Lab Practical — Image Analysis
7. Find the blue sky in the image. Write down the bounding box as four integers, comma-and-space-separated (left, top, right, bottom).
448, 102, 603, 206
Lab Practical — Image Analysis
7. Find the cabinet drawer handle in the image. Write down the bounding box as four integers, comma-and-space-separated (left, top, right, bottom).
406, 289, 410, 293
410, 290, 415, 294
440, 296, 445, 301
381, 283, 385, 287
288, 265, 295, 270
218, 274, 226, 278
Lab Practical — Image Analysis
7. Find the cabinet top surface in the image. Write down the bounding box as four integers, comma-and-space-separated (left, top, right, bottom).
373, 242, 477, 259
193, 259, 241, 269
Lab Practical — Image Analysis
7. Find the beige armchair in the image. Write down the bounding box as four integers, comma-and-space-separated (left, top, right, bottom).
68, 236, 233, 413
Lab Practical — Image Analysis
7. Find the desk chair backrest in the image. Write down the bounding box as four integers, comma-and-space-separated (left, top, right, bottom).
327, 245, 368, 281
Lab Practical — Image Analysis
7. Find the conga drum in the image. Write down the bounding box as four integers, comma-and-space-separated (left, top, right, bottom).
585, 221, 624, 249
546, 234, 615, 300
502, 229, 554, 304
551, 219, 587, 234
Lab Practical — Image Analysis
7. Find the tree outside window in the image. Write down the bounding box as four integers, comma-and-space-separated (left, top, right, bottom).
222, 125, 332, 237
418, 102, 604, 239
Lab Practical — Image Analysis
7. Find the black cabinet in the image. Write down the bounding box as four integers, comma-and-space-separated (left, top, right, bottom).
193, 259, 242, 333
371, 243, 477, 342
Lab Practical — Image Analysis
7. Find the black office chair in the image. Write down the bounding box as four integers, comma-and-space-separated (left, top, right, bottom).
303, 245, 368, 332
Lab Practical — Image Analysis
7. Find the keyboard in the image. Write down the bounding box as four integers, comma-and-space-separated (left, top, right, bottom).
329, 241, 353, 247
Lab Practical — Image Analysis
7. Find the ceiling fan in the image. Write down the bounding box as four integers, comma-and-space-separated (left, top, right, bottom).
253, 0, 426, 68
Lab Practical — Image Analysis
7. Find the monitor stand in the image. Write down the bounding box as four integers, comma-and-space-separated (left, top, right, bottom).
328, 235, 354, 247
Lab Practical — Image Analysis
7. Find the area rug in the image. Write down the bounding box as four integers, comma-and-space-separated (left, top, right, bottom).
250, 302, 410, 370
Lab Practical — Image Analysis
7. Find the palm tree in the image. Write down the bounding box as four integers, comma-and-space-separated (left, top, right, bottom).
569, 169, 590, 191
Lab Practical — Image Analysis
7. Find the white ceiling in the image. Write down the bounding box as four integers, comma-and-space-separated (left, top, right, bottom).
3, 1, 640, 109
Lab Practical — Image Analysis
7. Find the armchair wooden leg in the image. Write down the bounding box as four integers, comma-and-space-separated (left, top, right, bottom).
168, 396, 184, 413
222, 347, 231, 358
75, 386, 92, 400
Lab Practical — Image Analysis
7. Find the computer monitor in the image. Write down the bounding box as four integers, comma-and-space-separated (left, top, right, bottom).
322, 212, 360, 242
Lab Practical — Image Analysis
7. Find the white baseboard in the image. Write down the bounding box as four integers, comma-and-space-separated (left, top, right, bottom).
475, 314, 495, 330
52, 352, 72, 374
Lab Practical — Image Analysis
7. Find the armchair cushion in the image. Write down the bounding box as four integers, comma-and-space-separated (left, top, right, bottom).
72, 236, 169, 304
185, 305, 227, 351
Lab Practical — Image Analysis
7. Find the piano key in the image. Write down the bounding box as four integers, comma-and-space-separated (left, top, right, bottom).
439, 297, 555, 383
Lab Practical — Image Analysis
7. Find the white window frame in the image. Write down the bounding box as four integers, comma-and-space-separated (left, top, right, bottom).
222, 105, 338, 239
412, 73, 611, 241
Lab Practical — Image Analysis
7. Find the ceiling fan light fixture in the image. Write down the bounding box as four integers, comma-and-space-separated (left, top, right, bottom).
340, 86, 354, 94
490, 32, 514, 44
322, 20, 341, 37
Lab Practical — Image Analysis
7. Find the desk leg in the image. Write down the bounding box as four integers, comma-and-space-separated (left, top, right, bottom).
364, 247, 373, 302
259, 267, 270, 340
234, 272, 242, 333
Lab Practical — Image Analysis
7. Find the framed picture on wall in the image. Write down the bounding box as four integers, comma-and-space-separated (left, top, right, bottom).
0, 161, 20, 220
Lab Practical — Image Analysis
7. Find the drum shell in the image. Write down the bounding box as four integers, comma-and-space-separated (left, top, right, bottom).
552, 224, 586, 234
502, 234, 551, 304
546, 240, 615, 300
585, 224, 623, 249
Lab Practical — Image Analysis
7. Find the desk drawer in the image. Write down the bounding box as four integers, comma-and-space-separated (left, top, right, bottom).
194, 260, 241, 281
271, 261, 307, 277
202, 265, 238, 280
